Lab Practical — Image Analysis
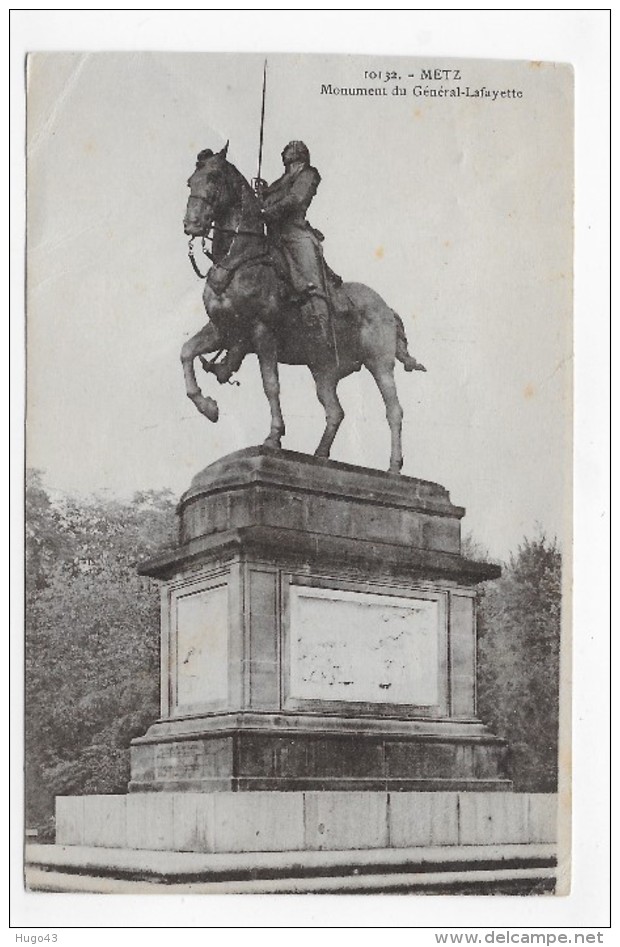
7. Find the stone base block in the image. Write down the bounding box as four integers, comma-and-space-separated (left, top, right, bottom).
130, 722, 509, 792
56, 791, 557, 854
132, 450, 509, 794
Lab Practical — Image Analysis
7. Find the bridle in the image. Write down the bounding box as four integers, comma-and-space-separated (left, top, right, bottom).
186, 174, 265, 279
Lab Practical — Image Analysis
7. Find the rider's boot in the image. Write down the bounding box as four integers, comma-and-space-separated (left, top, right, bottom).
202, 341, 248, 384
301, 296, 338, 366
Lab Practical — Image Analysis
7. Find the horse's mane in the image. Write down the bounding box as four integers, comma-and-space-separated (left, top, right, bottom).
224, 159, 256, 201
223, 158, 262, 225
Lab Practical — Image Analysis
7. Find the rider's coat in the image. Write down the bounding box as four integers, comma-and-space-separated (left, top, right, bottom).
261, 165, 330, 301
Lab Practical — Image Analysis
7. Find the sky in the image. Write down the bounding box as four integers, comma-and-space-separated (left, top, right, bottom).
26, 51, 573, 559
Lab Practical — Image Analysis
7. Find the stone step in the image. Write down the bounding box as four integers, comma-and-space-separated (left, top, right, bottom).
26, 865, 556, 895
26, 843, 556, 894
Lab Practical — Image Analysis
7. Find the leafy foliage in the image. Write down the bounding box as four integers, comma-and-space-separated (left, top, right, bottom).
477, 533, 562, 792
25, 471, 177, 835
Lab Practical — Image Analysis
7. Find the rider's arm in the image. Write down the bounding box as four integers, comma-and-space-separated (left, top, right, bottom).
261, 168, 320, 221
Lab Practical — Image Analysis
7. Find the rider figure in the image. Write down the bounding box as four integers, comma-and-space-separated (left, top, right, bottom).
257, 141, 337, 362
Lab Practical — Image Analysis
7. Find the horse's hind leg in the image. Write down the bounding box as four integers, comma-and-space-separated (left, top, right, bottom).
180, 322, 221, 422
367, 358, 404, 473
312, 368, 344, 459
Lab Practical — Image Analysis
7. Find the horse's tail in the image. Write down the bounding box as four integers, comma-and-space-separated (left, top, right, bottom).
392, 310, 409, 348
391, 310, 427, 373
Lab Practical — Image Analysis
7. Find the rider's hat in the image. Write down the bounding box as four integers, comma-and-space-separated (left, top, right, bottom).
282, 141, 310, 165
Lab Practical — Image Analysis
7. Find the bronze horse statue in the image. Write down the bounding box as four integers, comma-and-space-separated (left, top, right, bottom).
181, 144, 425, 473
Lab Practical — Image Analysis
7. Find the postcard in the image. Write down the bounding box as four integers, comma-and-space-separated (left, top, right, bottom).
23, 50, 573, 900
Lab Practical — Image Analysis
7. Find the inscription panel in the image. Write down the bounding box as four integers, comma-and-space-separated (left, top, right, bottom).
289, 586, 440, 705
175, 584, 229, 710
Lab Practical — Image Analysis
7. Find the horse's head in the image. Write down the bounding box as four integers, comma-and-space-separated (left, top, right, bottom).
183, 142, 236, 237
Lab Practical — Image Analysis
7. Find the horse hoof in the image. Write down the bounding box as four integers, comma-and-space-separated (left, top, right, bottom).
197, 395, 219, 422
204, 397, 220, 422
263, 436, 281, 450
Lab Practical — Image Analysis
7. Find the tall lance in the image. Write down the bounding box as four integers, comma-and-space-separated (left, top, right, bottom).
252, 59, 268, 197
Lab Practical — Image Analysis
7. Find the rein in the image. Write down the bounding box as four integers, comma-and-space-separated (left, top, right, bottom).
188, 237, 212, 279
213, 224, 264, 237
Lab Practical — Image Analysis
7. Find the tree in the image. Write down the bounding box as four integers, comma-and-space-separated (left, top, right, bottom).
25, 473, 177, 835
476, 533, 562, 792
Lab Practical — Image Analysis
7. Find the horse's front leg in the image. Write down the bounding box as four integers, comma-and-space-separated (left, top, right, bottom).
254, 322, 285, 449
180, 321, 222, 422
311, 367, 344, 459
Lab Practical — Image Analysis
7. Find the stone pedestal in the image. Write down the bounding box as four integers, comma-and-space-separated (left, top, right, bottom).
132, 447, 508, 792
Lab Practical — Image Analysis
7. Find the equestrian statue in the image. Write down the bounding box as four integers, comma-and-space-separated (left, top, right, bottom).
181, 139, 426, 474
